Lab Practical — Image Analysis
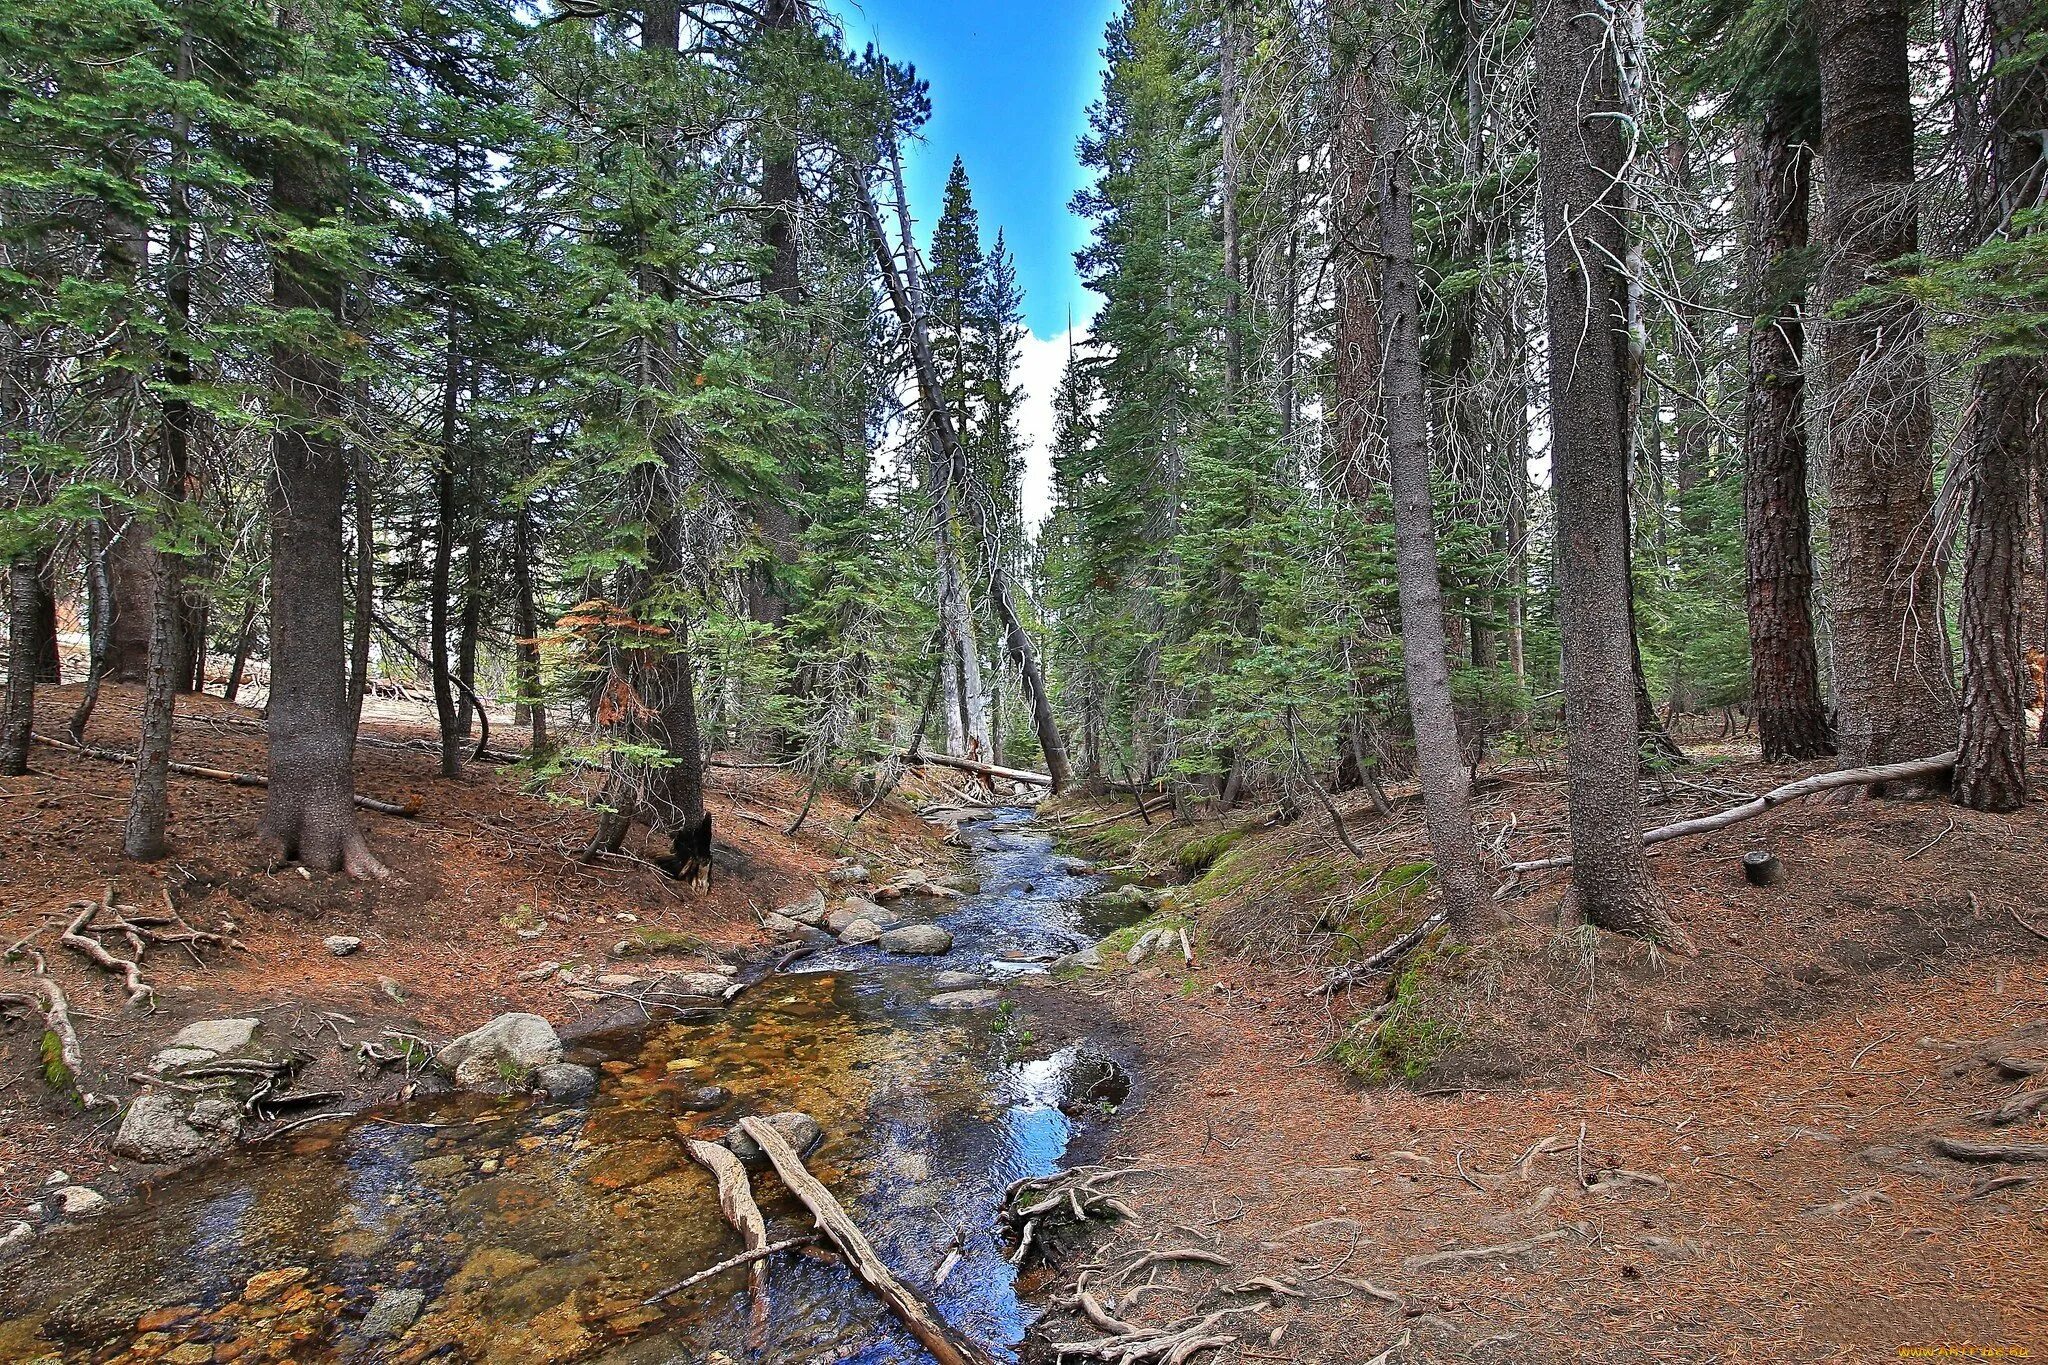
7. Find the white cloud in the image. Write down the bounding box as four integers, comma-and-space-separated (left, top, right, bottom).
1015, 322, 1088, 533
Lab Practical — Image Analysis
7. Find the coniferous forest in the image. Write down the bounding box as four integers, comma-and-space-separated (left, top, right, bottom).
1, 0, 2045, 1359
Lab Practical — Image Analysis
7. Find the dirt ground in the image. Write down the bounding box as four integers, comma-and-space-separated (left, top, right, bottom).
0, 684, 944, 1212
1017, 752, 2048, 1364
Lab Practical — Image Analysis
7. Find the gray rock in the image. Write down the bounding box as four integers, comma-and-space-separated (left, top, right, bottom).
113, 1090, 243, 1164
776, 890, 828, 927
1053, 946, 1103, 974
147, 1045, 217, 1073
323, 935, 363, 957
1127, 928, 1167, 966
437, 1012, 562, 1081
931, 970, 986, 991
163, 1017, 261, 1059
762, 912, 806, 938
660, 972, 732, 1000
0, 1221, 32, 1265
826, 863, 870, 885
879, 925, 953, 956
51, 1186, 107, 1218
928, 989, 1003, 1010
1054, 856, 1097, 875
724, 1111, 824, 1167
361, 1287, 426, 1340
533, 1063, 599, 1103
677, 1085, 731, 1112
865, 906, 902, 929
597, 973, 642, 988
822, 905, 864, 935
837, 918, 883, 946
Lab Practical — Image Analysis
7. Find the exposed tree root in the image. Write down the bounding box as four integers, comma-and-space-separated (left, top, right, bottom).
1973, 1088, 2048, 1126
0, 959, 94, 1104
1116, 1248, 1234, 1281
60, 897, 153, 1008
1930, 1136, 2048, 1164
1043, 1307, 1257, 1363
1001, 1166, 1141, 1266
1401, 1228, 1567, 1270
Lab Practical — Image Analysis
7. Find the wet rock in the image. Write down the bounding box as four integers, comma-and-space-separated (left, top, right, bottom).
0, 1221, 32, 1264
659, 972, 732, 1001
777, 890, 828, 926
243, 1266, 311, 1303
1088, 885, 1154, 913
838, 918, 883, 946
865, 905, 902, 929
533, 1063, 598, 1103
437, 1012, 562, 1089
361, 1287, 425, 1339
931, 969, 986, 991
879, 925, 953, 956
406, 1072, 455, 1100
928, 989, 1002, 1010
724, 1111, 824, 1167
323, 935, 363, 957
50, 1186, 107, 1219
823, 902, 877, 935
113, 1090, 243, 1163
1054, 856, 1097, 875
1053, 946, 1103, 974
677, 1085, 731, 1111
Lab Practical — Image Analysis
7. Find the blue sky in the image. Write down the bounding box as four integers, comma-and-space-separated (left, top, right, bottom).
826, 0, 1117, 338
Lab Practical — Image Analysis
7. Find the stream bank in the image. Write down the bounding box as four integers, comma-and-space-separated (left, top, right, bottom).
0, 808, 1149, 1364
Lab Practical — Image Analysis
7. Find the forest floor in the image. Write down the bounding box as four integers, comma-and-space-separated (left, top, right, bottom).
0, 683, 944, 1214
1017, 743, 2048, 1363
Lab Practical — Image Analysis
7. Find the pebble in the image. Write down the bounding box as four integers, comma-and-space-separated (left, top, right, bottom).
52, 1186, 108, 1219
677, 1085, 731, 1112
362, 1286, 426, 1339
323, 935, 363, 957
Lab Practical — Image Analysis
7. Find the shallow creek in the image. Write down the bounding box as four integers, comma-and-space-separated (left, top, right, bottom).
0, 809, 1145, 1364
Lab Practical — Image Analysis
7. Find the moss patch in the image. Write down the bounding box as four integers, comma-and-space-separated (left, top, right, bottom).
1327, 956, 1461, 1084
1175, 827, 1248, 878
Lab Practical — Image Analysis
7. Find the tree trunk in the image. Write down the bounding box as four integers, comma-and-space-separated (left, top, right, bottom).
223, 591, 259, 707
430, 186, 464, 779
455, 519, 484, 738
2, 554, 37, 776
1817, 0, 1954, 781
67, 519, 115, 740
1372, 38, 1485, 927
1954, 0, 2045, 811
513, 505, 546, 753
1220, 0, 1244, 397
1742, 101, 1833, 762
1330, 0, 1384, 496
262, 17, 383, 879
347, 416, 373, 733
1533, 0, 1687, 947
104, 522, 154, 685
31, 552, 60, 684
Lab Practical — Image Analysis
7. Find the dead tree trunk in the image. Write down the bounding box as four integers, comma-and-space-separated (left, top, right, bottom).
1533, 0, 1687, 948
1371, 37, 1485, 927
1817, 0, 1955, 783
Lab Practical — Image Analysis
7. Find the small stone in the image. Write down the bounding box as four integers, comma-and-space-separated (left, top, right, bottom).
676, 1085, 731, 1112
52, 1186, 107, 1219
1053, 946, 1103, 974
242, 1266, 311, 1303
822, 906, 863, 935
658, 972, 732, 1001
928, 989, 1003, 1010
776, 890, 828, 927
533, 1063, 599, 1103
878, 925, 953, 956
361, 1287, 425, 1340
610, 938, 644, 959
931, 970, 985, 991
724, 1112, 824, 1168
323, 936, 362, 957
837, 918, 883, 946
615, 912, 639, 923
515, 961, 562, 983
43, 1170, 66, 1186
0, 1221, 32, 1264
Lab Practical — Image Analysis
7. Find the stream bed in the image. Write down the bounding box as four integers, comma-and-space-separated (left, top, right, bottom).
0, 809, 1144, 1364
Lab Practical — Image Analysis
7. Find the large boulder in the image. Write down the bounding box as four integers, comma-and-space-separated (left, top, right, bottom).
150, 1017, 262, 1072
723, 1112, 824, 1168
776, 890, 828, 927
837, 918, 883, 946
113, 1091, 243, 1164
878, 925, 953, 957
436, 1012, 562, 1091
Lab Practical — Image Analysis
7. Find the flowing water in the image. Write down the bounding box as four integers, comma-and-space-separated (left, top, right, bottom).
0, 810, 1145, 1365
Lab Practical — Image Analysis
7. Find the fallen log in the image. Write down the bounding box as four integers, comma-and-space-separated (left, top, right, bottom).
907, 752, 1054, 788
1506, 752, 1960, 874
738, 1115, 1000, 1365
686, 1138, 774, 1341
33, 732, 420, 818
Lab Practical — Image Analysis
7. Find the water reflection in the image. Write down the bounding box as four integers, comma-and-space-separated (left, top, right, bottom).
0, 811, 1139, 1365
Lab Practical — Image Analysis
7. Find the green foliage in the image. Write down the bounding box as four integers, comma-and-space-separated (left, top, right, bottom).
1327, 960, 1460, 1085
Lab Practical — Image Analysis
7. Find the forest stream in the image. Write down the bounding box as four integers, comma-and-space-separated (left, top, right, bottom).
0, 810, 1144, 1364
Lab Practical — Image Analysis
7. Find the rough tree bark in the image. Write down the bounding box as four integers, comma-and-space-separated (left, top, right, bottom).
31, 552, 59, 683
512, 504, 547, 752
1533, 0, 1689, 947
2, 553, 36, 776
1371, 36, 1485, 927
430, 158, 465, 779
1954, 0, 2046, 811
1816, 0, 1955, 784
261, 12, 384, 878
1741, 98, 1833, 762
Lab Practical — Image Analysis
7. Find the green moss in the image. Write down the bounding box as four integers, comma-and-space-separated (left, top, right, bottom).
39, 1030, 74, 1096
1175, 827, 1247, 877
1326, 960, 1460, 1085
631, 928, 704, 955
